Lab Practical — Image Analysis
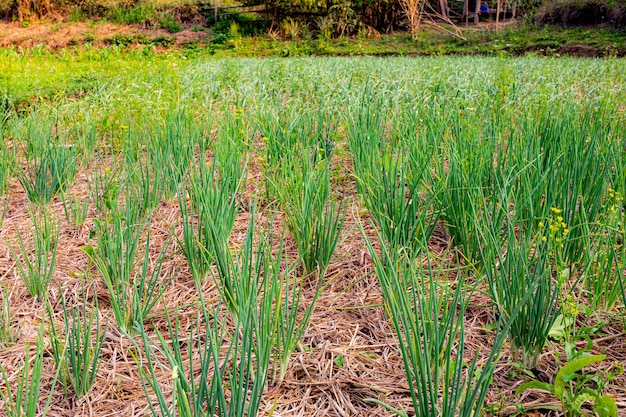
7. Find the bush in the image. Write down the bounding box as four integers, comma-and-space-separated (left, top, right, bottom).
151, 34, 175, 46
159, 13, 181, 33
104, 33, 149, 46
210, 32, 230, 44
107, 3, 157, 25
534, 0, 626, 28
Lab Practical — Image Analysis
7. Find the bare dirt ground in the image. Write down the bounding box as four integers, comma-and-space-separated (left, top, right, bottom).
0, 21, 210, 48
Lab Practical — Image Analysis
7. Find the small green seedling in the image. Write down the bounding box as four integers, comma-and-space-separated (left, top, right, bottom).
516, 354, 617, 417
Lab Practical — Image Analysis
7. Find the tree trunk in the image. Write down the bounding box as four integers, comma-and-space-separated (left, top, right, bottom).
496, 0, 500, 30
463, 0, 468, 25
474, 0, 480, 24
439, 0, 448, 18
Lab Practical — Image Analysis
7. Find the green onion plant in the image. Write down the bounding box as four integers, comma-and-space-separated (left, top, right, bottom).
140, 212, 279, 417
279, 154, 344, 277
362, 233, 511, 417
61, 192, 90, 228
0, 140, 12, 197
432, 120, 499, 263
179, 145, 244, 284
0, 324, 57, 417
128, 153, 166, 216
146, 111, 197, 202
48, 282, 107, 398
17, 142, 77, 206
0, 285, 16, 348
8, 207, 59, 301
510, 110, 610, 268
478, 180, 561, 369
86, 181, 171, 334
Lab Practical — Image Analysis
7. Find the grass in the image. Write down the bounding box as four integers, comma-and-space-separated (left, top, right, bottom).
0, 52, 624, 417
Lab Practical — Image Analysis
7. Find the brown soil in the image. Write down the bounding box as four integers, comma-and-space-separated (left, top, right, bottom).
0, 21, 211, 49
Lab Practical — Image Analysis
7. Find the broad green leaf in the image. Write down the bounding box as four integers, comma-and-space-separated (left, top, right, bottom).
334, 354, 345, 367
594, 395, 618, 417
554, 355, 606, 399
571, 392, 594, 411
515, 381, 555, 396
548, 313, 574, 340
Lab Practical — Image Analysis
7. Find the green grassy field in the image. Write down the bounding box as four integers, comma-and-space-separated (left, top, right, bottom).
0, 51, 625, 416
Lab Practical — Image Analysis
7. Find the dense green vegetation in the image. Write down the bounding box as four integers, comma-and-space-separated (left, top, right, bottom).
0, 53, 625, 416
1, 0, 624, 43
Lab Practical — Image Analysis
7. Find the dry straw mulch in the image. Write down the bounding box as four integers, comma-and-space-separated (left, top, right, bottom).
0, 155, 625, 417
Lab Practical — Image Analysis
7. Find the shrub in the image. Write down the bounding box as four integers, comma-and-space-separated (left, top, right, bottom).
159, 13, 181, 33
534, 0, 626, 28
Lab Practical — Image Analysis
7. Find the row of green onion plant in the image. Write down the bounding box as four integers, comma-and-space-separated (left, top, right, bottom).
8, 206, 59, 301
0, 323, 58, 417
477, 175, 562, 370
178, 137, 245, 285
145, 111, 198, 203
85, 174, 171, 334
139, 212, 280, 417
47, 281, 107, 398
348, 101, 439, 257
362, 227, 515, 417
508, 108, 611, 269
0, 284, 16, 348
16, 134, 78, 206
